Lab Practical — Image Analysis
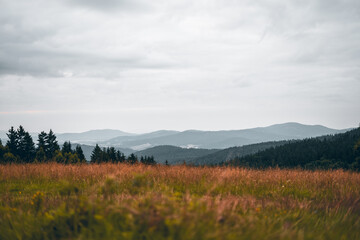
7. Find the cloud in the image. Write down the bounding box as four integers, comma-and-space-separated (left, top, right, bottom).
65, 0, 149, 12
0, 0, 359, 131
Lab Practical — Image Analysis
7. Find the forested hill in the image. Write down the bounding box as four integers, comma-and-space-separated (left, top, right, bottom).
135, 145, 219, 164
190, 140, 292, 166
228, 128, 360, 170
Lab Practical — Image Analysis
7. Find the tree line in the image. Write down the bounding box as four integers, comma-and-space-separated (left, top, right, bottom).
227, 127, 360, 171
0, 126, 156, 165
0, 126, 86, 164
90, 144, 156, 165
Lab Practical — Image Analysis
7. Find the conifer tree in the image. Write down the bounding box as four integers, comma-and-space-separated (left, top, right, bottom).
35, 147, 46, 162
0, 139, 8, 164
140, 155, 156, 165
90, 144, 102, 163
22, 131, 35, 162
46, 129, 59, 159
37, 131, 47, 151
75, 145, 86, 162
16, 126, 27, 161
102, 147, 110, 162
116, 150, 126, 162
108, 147, 117, 162
127, 153, 138, 164
6, 126, 18, 156
35, 131, 48, 162
62, 141, 73, 154
6, 126, 35, 162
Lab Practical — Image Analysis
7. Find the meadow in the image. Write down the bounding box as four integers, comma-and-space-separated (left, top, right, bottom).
1, 163, 360, 239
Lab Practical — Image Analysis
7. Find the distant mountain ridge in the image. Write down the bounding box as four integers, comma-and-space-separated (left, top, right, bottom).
57, 129, 136, 144
101, 122, 348, 150
0, 123, 352, 152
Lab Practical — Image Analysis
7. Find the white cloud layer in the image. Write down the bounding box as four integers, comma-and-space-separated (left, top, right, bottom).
0, 0, 359, 132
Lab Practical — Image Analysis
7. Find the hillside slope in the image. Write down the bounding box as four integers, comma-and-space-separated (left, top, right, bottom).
190, 140, 292, 165
229, 128, 360, 170
135, 145, 219, 164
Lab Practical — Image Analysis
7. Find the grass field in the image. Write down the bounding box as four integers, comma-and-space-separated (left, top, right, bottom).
1, 163, 360, 239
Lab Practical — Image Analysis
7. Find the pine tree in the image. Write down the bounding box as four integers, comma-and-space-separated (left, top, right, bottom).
6, 126, 35, 163
62, 141, 73, 154
35, 147, 46, 163
68, 153, 81, 164
127, 153, 138, 164
148, 156, 156, 165
116, 150, 125, 162
54, 150, 65, 163
75, 145, 86, 162
22, 131, 35, 163
91, 144, 102, 163
108, 147, 117, 162
37, 131, 47, 151
0, 139, 8, 164
6, 126, 18, 156
141, 155, 156, 165
102, 148, 109, 162
46, 129, 59, 159
16, 126, 27, 161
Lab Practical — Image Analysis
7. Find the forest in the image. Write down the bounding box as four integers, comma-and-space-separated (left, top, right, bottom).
0, 126, 155, 165
228, 128, 360, 170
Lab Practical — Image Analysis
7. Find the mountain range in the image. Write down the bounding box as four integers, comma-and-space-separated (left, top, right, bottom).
56, 129, 135, 145
98, 122, 348, 150
0, 123, 352, 163
1, 123, 349, 149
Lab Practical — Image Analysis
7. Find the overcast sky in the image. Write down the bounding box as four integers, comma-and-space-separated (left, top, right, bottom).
0, 0, 359, 133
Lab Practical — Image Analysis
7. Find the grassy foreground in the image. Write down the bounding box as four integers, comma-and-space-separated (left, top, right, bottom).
0, 164, 360, 239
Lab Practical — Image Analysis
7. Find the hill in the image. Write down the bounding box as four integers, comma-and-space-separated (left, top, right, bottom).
73, 144, 134, 161
190, 140, 292, 166
101, 130, 180, 150
103, 122, 347, 150
228, 128, 360, 170
57, 129, 135, 145
134, 145, 219, 164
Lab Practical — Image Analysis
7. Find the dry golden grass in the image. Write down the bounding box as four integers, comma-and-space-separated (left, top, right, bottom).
1, 163, 360, 239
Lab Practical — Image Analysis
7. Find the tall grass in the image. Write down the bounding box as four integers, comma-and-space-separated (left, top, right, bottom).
1, 163, 360, 239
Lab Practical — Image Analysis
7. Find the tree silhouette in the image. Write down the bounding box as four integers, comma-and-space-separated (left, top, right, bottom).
91, 144, 102, 163
37, 131, 47, 151
75, 145, 86, 162
6, 126, 18, 156
46, 130, 59, 159
62, 141, 73, 154
127, 153, 138, 164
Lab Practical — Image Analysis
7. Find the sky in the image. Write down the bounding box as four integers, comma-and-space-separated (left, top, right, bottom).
0, 0, 359, 133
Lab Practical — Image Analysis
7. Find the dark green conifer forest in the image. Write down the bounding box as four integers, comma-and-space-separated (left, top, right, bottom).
228, 127, 360, 170
0, 126, 86, 164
